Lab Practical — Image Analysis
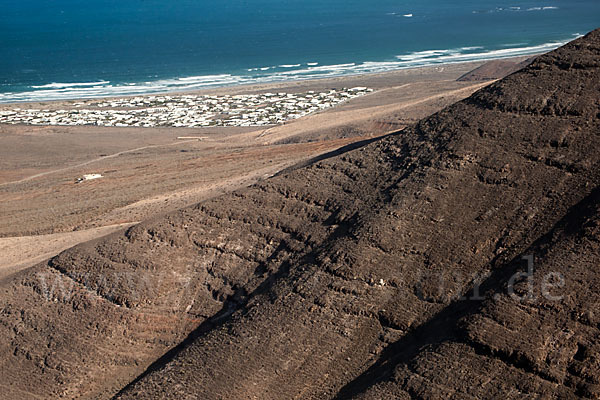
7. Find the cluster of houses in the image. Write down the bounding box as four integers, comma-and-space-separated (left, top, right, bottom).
0, 88, 372, 128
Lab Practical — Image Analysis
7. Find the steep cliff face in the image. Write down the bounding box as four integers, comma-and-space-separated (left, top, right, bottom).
0, 29, 599, 399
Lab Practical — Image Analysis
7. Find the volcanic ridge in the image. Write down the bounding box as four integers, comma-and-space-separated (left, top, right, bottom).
1, 29, 600, 399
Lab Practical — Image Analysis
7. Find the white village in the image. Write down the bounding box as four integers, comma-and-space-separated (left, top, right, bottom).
0, 88, 372, 128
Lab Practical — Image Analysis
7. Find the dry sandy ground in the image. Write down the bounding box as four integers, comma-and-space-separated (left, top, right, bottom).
0, 59, 519, 279
0, 223, 135, 282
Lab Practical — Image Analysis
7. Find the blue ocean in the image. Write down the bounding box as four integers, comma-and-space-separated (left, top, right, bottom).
1, 0, 599, 103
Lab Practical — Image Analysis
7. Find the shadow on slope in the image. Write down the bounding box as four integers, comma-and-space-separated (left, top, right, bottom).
336, 186, 600, 398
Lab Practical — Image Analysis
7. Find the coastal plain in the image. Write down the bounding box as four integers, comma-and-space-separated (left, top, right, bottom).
0, 59, 520, 281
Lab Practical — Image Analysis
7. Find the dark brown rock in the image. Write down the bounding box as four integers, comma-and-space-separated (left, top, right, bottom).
0, 28, 599, 400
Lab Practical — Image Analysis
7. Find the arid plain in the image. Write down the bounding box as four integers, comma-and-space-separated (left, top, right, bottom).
0, 59, 524, 280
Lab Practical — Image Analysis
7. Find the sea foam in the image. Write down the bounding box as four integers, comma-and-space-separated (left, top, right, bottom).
31, 81, 110, 89
0, 36, 579, 104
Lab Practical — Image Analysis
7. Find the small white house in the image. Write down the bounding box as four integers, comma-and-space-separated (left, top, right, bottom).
76, 173, 103, 183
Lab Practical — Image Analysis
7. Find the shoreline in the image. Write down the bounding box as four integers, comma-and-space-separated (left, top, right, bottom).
0, 54, 538, 107
0, 55, 534, 129
0, 55, 535, 109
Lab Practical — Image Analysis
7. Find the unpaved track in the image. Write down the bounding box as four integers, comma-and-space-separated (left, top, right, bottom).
0, 139, 200, 187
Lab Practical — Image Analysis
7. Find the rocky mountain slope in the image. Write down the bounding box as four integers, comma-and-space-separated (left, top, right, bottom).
456, 57, 533, 81
1, 29, 599, 399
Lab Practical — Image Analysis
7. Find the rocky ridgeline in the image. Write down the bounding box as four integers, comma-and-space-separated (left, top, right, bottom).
0, 88, 372, 128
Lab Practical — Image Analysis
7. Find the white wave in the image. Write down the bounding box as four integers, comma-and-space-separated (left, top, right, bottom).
476, 6, 559, 13
0, 36, 576, 104
401, 49, 454, 57
31, 80, 110, 89
403, 14, 413, 17
395, 49, 458, 62
397, 41, 569, 67
176, 74, 233, 82
247, 66, 275, 72
279, 64, 301, 68
306, 62, 319, 66
393, 43, 554, 67
273, 63, 357, 76
526, 6, 558, 11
